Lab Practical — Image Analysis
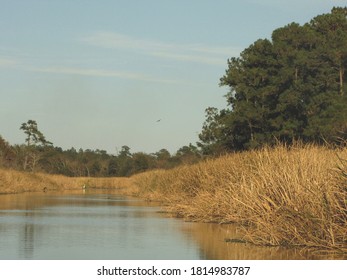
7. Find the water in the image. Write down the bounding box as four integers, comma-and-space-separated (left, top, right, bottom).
0, 190, 336, 260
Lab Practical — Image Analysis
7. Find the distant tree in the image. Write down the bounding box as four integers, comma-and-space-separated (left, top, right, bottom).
155, 149, 171, 161
19, 120, 52, 171
117, 145, 133, 176
175, 143, 201, 164
152, 148, 172, 168
118, 145, 131, 158
0, 135, 15, 167
20, 120, 52, 147
131, 152, 154, 173
107, 157, 118, 176
90, 161, 102, 176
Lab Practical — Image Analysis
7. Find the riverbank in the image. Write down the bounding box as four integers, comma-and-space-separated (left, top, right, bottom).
131, 144, 347, 254
1, 144, 346, 254
0, 168, 134, 195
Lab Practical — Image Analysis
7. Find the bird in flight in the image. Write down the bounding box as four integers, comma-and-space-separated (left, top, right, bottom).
156, 119, 161, 122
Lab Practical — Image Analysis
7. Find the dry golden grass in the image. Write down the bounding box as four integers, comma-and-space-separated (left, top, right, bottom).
0, 169, 134, 195
132, 144, 347, 253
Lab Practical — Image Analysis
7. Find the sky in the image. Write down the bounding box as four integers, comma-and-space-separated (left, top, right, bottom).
1, 0, 346, 155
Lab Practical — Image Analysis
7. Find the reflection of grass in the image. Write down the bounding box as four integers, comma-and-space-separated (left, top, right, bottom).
133, 144, 347, 254
187, 223, 323, 260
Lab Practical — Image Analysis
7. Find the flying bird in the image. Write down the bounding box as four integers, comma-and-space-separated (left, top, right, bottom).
156, 119, 161, 122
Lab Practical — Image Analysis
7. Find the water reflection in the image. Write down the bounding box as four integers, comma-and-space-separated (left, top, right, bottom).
0, 191, 199, 259
0, 191, 342, 260
181, 223, 318, 260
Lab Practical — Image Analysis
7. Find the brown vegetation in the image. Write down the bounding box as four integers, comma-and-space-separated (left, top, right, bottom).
0, 168, 134, 195
132, 144, 347, 254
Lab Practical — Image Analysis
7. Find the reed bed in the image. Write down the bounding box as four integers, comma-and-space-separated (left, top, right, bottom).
132, 144, 347, 253
0, 169, 133, 194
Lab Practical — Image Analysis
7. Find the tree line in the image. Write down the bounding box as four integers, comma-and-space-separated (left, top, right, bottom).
0, 120, 201, 177
1, 8, 347, 175
198, 7, 347, 154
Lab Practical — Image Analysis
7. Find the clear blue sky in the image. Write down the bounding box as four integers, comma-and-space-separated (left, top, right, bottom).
1, 0, 345, 154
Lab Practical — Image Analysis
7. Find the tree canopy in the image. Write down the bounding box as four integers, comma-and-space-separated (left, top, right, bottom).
20, 120, 52, 147
199, 7, 347, 153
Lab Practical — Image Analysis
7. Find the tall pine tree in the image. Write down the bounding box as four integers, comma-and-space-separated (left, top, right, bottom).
200, 7, 347, 153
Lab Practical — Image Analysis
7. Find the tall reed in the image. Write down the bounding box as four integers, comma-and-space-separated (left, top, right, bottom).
133, 144, 347, 253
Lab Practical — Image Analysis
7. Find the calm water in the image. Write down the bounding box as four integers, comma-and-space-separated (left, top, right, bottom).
0, 190, 335, 260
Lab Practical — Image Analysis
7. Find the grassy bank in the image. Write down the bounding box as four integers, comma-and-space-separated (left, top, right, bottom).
0, 168, 134, 195
132, 144, 347, 254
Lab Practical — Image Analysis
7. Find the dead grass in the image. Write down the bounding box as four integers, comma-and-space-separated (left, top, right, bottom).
132, 144, 347, 253
0, 169, 134, 195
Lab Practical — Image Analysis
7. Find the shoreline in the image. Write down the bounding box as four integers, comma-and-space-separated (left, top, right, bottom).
131, 144, 347, 254
1, 144, 346, 255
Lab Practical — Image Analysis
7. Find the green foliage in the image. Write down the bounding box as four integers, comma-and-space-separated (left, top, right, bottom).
0, 135, 15, 167
20, 120, 52, 147
174, 143, 202, 164
198, 107, 228, 154
19, 120, 53, 171
199, 7, 347, 153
